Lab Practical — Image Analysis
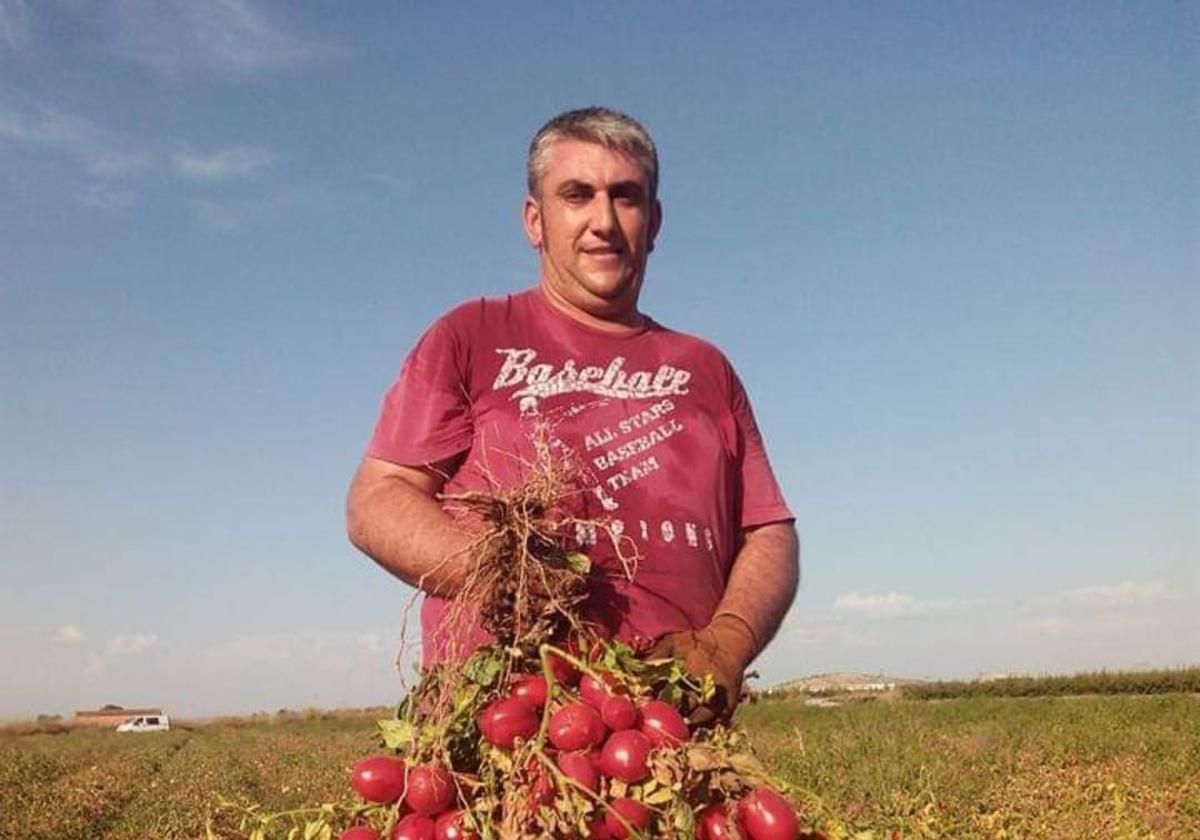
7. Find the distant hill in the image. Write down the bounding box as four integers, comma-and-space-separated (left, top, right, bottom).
766, 671, 921, 695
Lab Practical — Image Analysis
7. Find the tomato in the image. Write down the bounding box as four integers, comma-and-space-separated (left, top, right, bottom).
350, 755, 407, 804
390, 813, 434, 840
736, 787, 798, 840
603, 797, 652, 839
557, 750, 600, 793
695, 803, 735, 839
547, 650, 581, 686
433, 810, 478, 840
600, 694, 638, 731
339, 828, 382, 840
528, 758, 556, 806
405, 764, 455, 816
548, 702, 606, 751
580, 671, 621, 709
509, 673, 548, 709
597, 730, 652, 783
479, 697, 539, 750
566, 628, 608, 664
639, 700, 689, 746
586, 817, 614, 839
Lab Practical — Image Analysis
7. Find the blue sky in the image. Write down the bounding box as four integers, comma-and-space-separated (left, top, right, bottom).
2, 1, 1196, 718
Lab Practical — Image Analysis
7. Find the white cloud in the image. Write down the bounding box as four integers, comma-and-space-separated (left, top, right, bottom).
78, 181, 138, 211
1015, 615, 1075, 637
0, 104, 150, 177
1022, 579, 1179, 612
357, 633, 384, 655
0, 0, 31, 53
83, 652, 106, 678
105, 633, 160, 656
190, 197, 249, 232
52, 625, 85, 643
833, 591, 919, 618
172, 145, 277, 181
188, 189, 302, 232
113, 0, 332, 78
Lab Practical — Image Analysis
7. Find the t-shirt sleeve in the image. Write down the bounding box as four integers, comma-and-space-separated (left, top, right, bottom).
729, 365, 794, 529
365, 315, 474, 467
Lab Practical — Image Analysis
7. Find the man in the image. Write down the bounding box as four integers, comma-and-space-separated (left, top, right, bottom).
347, 107, 798, 720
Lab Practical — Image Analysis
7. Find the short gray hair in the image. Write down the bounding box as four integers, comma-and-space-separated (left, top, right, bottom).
526, 107, 659, 200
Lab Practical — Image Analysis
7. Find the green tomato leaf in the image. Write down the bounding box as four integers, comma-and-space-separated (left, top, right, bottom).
378, 719, 415, 751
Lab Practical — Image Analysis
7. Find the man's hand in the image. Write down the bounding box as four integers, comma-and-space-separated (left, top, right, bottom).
649, 613, 758, 724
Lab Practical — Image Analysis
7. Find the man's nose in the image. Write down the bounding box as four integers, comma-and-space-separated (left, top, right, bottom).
589, 195, 617, 235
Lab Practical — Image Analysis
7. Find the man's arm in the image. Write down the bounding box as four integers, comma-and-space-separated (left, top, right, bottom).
650, 520, 799, 720
345, 455, 476, 596
713, 520, 801, 658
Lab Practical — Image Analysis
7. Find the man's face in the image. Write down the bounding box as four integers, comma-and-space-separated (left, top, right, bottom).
523, 140, 662, 322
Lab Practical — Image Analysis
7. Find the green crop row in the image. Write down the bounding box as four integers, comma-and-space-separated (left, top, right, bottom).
899, 665, 1200, 700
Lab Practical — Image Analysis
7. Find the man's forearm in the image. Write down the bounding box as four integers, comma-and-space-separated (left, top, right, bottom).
346, 463, 475, 596
713, 521, 800, 661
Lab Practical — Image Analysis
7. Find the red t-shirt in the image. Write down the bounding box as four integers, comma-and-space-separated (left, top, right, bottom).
366, 288, 792, 663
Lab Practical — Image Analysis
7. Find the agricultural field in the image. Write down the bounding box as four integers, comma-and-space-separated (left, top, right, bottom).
2, 693, 1197, 839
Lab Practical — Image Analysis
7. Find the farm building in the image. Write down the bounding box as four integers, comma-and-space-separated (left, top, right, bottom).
73, 704, 164, 729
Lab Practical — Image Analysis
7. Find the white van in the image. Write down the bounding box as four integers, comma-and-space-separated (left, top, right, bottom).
117, 714, 170, 733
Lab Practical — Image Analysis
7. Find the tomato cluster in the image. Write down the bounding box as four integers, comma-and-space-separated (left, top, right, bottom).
337, 637, 803, 839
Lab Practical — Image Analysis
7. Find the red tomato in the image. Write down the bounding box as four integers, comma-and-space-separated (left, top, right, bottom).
585, 820, 614, 840
517, 756, 555, 808
557, 750, 600, 793
548, 702, 606, 751
695, 803, 735, 839
509, 673, 548, 709
586, 817, 614, 839
339, 828, 382, 840
390, 813, 434, 840
597, 730, 652, 783
600, 694, 638, 731
350, 755, 407, 804
547, 650, 581, 686
479, 697, 539, 750
433, 810, 478, 840
603, 797, 652, 839
580, 671, 621, 709
639, 700, 689, 746
405, 765, 455, 816
566, 629, 607, 664
736, 787, 799, 840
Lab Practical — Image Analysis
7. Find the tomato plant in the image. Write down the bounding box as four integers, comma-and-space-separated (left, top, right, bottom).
548, 702, 606, 751
556, 750, 600, 793
404, 764, 454, 816
639, 700, 688, 746
737, 786, 799, 840
433, 809, 478, 840
600, 694, 638, 731
350, 755, 407, 804
603, 797, 652, 839
509, 673, 548, 709
391, 813, 435, 840
479, 697, 539, 750
339, 828, 382, 840
597, 730, 652, 783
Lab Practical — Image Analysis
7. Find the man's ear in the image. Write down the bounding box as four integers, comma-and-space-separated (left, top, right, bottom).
522, 194, 543, 249
647, 198, 663, 253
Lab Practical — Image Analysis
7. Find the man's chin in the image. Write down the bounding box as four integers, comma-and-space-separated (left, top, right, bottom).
581, 272, 639, 303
